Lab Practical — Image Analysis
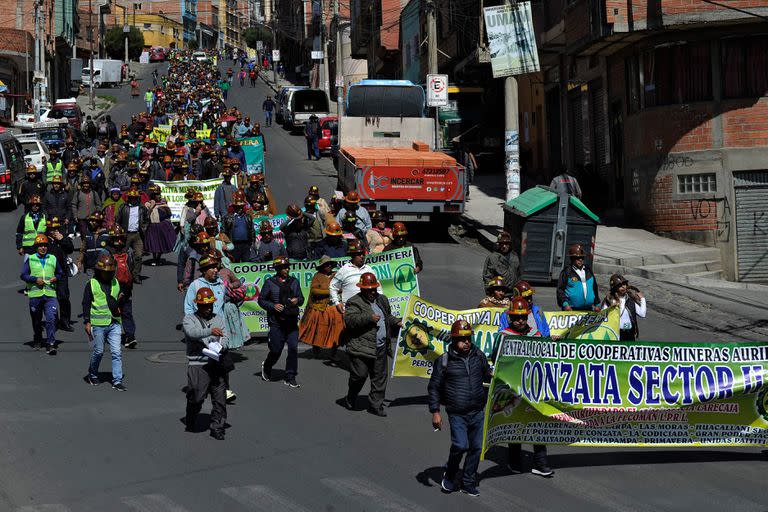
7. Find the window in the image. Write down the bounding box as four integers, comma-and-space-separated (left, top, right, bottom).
678, 173, 716, 194
722, 36, 768, 99
643, 42, 712, 107
144, 23, 151, 29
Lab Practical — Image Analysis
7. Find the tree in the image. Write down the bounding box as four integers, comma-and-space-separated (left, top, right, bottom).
104, 26, 145, 61
243, 26, 271, 50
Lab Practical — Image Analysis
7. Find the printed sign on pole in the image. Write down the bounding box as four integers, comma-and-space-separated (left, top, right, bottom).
272, 50, 280, 62
311, 50, 324, 60
426, 74, 449, 107
256, 40, 263, 50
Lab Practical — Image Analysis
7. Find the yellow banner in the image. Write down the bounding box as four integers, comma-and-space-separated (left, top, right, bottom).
392, 297, 620, 379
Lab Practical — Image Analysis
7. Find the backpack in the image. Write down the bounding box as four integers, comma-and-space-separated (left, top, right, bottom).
113, 252, 132, 285
98, 121, 108, 136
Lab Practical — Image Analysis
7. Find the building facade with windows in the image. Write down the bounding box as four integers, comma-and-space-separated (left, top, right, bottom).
537, 0, 768, 281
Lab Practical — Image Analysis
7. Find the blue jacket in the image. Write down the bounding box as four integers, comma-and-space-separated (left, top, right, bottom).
428, 345, 491, 414
556, 265, 599, 310
257, 275, 304, 326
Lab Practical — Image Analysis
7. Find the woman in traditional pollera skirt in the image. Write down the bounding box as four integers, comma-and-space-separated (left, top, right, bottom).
144, 184, 177, 266
299, 256, 345, 360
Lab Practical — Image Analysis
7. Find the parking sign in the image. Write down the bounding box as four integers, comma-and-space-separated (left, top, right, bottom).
426, 74, 448, 107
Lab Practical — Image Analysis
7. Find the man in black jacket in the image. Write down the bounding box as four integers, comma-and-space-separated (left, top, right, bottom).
46, 217, 75, 331
428, 320, 491, 497
42, 175, 71, 227
257, 256, 304, 388
116, 188, 148, 283
19, 165, 46, 212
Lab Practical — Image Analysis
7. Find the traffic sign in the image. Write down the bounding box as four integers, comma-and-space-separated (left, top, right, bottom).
335, 75, 344, 87
256, 41, 263, 50
426, 74, 448, 107
311, 50, 324, 60
272, 50, 280, 62
123, 24, 130, 33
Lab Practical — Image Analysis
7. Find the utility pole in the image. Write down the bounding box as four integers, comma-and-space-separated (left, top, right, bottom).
320, 1, 329, 98
333, 0, 342, 118
33, 0, 41, 121
426, 0, 439, 148
504, 76, 520, 200
503, 0, 519, 201
271, 4, 278, 84
89, 0, 95, 109
124, 5, 129, 65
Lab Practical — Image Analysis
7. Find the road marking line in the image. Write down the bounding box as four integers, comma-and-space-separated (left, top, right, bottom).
220, 485, 312, 512
320, 477, 430, 512
120, 494, 190, 512
17, 505, 70, 512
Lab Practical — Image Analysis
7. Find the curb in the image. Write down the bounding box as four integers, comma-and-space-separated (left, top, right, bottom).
455, 211, 499, 252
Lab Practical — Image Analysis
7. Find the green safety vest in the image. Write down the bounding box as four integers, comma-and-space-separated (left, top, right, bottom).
22, 213, 47, 247
27, 254, 57, 298
145, 91, 153, 102
45, 160, 63, 182
89, 278, 121, 326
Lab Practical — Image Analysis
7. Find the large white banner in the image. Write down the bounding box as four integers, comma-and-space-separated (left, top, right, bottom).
484, 2, 540, 78
154, 178, 220, 222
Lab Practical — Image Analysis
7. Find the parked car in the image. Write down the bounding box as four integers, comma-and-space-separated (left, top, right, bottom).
22, 123, 87, 151
318, 116, 338, 153
192, 51, 209, 62
15, 107, 51, 125
15, 134, 50, 172
275, 86, 307, 125
283, 88, 331, 131
48, 98, 83, 130
0, 131, 28, 208
149, 47, 166, 62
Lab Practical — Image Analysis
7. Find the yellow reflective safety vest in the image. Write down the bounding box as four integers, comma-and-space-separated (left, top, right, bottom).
27, 254, 58, 298
89, 278, 121, 326
22, 213, 47, 247
45, 160, 63, 182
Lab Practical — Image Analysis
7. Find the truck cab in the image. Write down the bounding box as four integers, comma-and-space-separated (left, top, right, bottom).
336, 80, 465, 222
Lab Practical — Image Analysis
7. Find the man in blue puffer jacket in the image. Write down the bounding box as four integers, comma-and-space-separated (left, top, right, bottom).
428, 320, 491, 497
556, 243, 600, 312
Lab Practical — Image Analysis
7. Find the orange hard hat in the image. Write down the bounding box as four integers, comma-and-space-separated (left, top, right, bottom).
109, 225, 126, 238
568, 243, 586, 258
346, 239, 364, 254
194, 287, 217, 304
513, 280, 534, 298
450, 319, 473, 338
259, 220, 273, 234
34, 234, 49, 246
286, 203, 302, 218
324, 221, 342, 236
356, 272, 380, 289
392, 222, 407, 237
345, 191, 360, 204
28, 194, 42, 205
95, 253, 116, 271
508, 297, 530, 316
273, 255, 290, 268
194, 231, 212, 245
486, 276, 506, 290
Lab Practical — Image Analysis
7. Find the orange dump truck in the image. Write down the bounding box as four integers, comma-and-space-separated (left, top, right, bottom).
336, 80, 466, 222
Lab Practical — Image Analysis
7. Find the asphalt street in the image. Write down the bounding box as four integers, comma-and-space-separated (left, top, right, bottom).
0, 63, 765, 511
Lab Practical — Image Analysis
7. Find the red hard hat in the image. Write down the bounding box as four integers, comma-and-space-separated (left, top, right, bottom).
450, 319, 473, 338
513, 280, 534, 298
392, 222, 407, 236
194, 287, 217, 304
356, 272, 380, 289
508, 297, 530, 316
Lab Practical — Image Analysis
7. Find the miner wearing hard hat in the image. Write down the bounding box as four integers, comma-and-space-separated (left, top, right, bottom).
498, 297, 554, 478
556, 243, 600, 312
82, 253, 127, 390
342, 272, 402, 417
427, 320, 491, 497
20, 234, 63, 354
182, 286, 230, 440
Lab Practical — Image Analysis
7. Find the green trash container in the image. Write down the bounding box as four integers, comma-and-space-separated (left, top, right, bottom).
503, 186, 600, 282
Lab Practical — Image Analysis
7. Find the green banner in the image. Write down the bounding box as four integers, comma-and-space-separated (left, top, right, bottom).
155, 177, 220, 222
253, 214, 287, 246
392, 303, 620, 379
233, 247, 420, 334
482, 335, 768, 452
